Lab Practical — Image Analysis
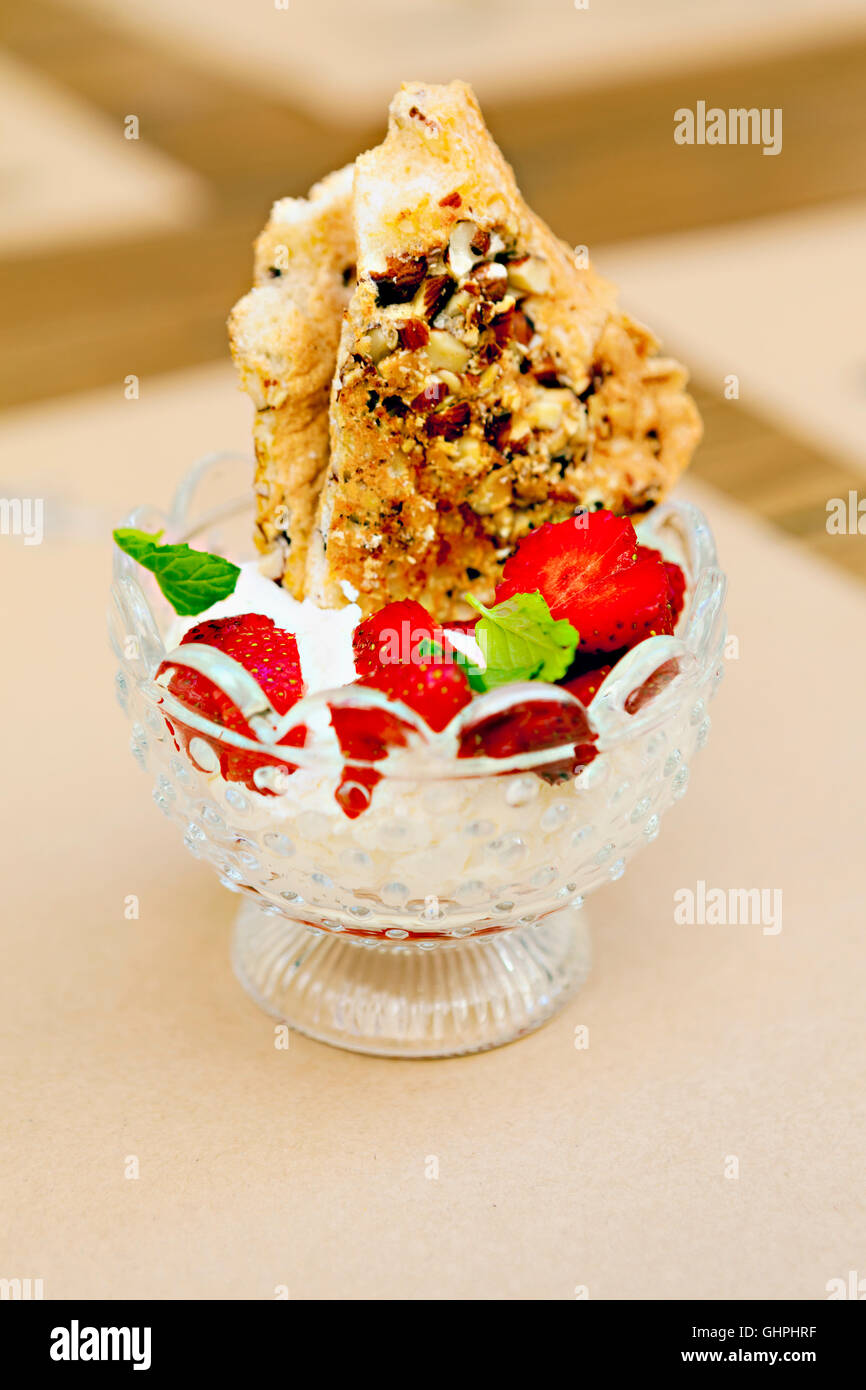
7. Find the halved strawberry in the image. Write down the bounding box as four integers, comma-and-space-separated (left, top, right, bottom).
458, 695, 596, 776
158, 614, 306, 793
624, 657, 681, 714
334, 605, 473, 818
562, 649, 681, 717
368, 659, 472, 733
353, 599, 439, 677
561, 663, 614, 707
351, 599, 471, 730
496, 511, 674, 654
637, 546, 687, 623
330, 706, 411, 820
334, 765, 382, 819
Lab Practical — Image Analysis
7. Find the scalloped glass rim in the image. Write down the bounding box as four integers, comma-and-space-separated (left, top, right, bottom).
109, 452, 726, 780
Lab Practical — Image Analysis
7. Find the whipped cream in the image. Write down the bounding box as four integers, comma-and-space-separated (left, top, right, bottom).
167, 561, 361, 693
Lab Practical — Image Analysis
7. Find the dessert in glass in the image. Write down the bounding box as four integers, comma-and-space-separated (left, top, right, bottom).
110, 82, 724, 1057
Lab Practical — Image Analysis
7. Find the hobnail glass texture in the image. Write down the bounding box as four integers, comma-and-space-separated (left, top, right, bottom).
110, 452, 726, 1056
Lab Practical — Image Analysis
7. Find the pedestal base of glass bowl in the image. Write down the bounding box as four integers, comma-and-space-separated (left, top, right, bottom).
232, 900, 591, 1058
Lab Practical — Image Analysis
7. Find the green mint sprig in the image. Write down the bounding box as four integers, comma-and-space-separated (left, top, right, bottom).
113, 527, 240, 616
463, 591, 579, 692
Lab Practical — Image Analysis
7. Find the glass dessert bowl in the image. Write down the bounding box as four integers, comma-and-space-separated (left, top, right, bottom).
110, 453, 726, 1057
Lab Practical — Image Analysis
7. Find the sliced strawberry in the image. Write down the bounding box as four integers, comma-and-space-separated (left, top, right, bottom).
329, 704, 411, 765
333, 614, 473, 818
368, 659, 472, 733
637, 546, 687, 622
329, 704, 412, 821
334, 765, 381, 819
353, 600, 438, 677
458, 695, 596, 776
561, 663, 614, 707
352, 599, 471, 731
665, 562, 686, 622
497, 512, 636, 605
562, 649, 681, 717
624, 657, 681, 714
158, 614, 306, 793
496, 511, 674, 654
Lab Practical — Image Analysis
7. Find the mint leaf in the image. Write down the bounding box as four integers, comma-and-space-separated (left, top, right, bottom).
467, 591, 578, 692
113, 528, 240, 616
149, 546, 241, 616
113, 527, 164, 565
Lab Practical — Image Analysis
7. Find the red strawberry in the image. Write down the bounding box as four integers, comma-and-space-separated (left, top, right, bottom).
624, 657, 681, 715
458, 695, 596, 775
330, 703, 413, 820
351, 599, 471, 731
496, 511, 673, 654
561, 663, 614, 707
158, 614, 306, 793
330, 703, 410, 763
332, 656, 471, 769
333, 605, 473, 818
637, 546, 687, 622
562, 649, 681, 717
353, 600, 438, 677
334, 765, 382, 819
368, 659, 472, 733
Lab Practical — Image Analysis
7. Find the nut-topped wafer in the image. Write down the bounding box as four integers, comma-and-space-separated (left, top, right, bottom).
585, 311, 702, 516
306, 81, 700, 616
229, 163, 355, 597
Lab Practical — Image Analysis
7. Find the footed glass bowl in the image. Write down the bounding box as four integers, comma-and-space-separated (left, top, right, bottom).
109, 453, 726, 1057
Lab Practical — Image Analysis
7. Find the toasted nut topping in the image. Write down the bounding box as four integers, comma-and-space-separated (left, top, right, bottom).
398, 318, 430, 350
411, 380, 449, 412
371, 255, 428, 306
470, 227, 491, 256
506, 255, 551, 295
468, 471, 513, 515
443, 287, 474, 317
455, 436, 483, 467
469, 261, 508, 300
425, 329, 471, 372
436, 369, 463, 393
484, 412, 512, 452
448, 221, 484, 278
491, 306, 533, 347
359, 324, 396, 363
425, 401, 472, 440
525, 393, 565, 431
417, 274, 454, 320
531, 355, 563, 387
569, 408, 590, 444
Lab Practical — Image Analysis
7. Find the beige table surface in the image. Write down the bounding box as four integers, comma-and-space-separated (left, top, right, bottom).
1, 364, 864, 1301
